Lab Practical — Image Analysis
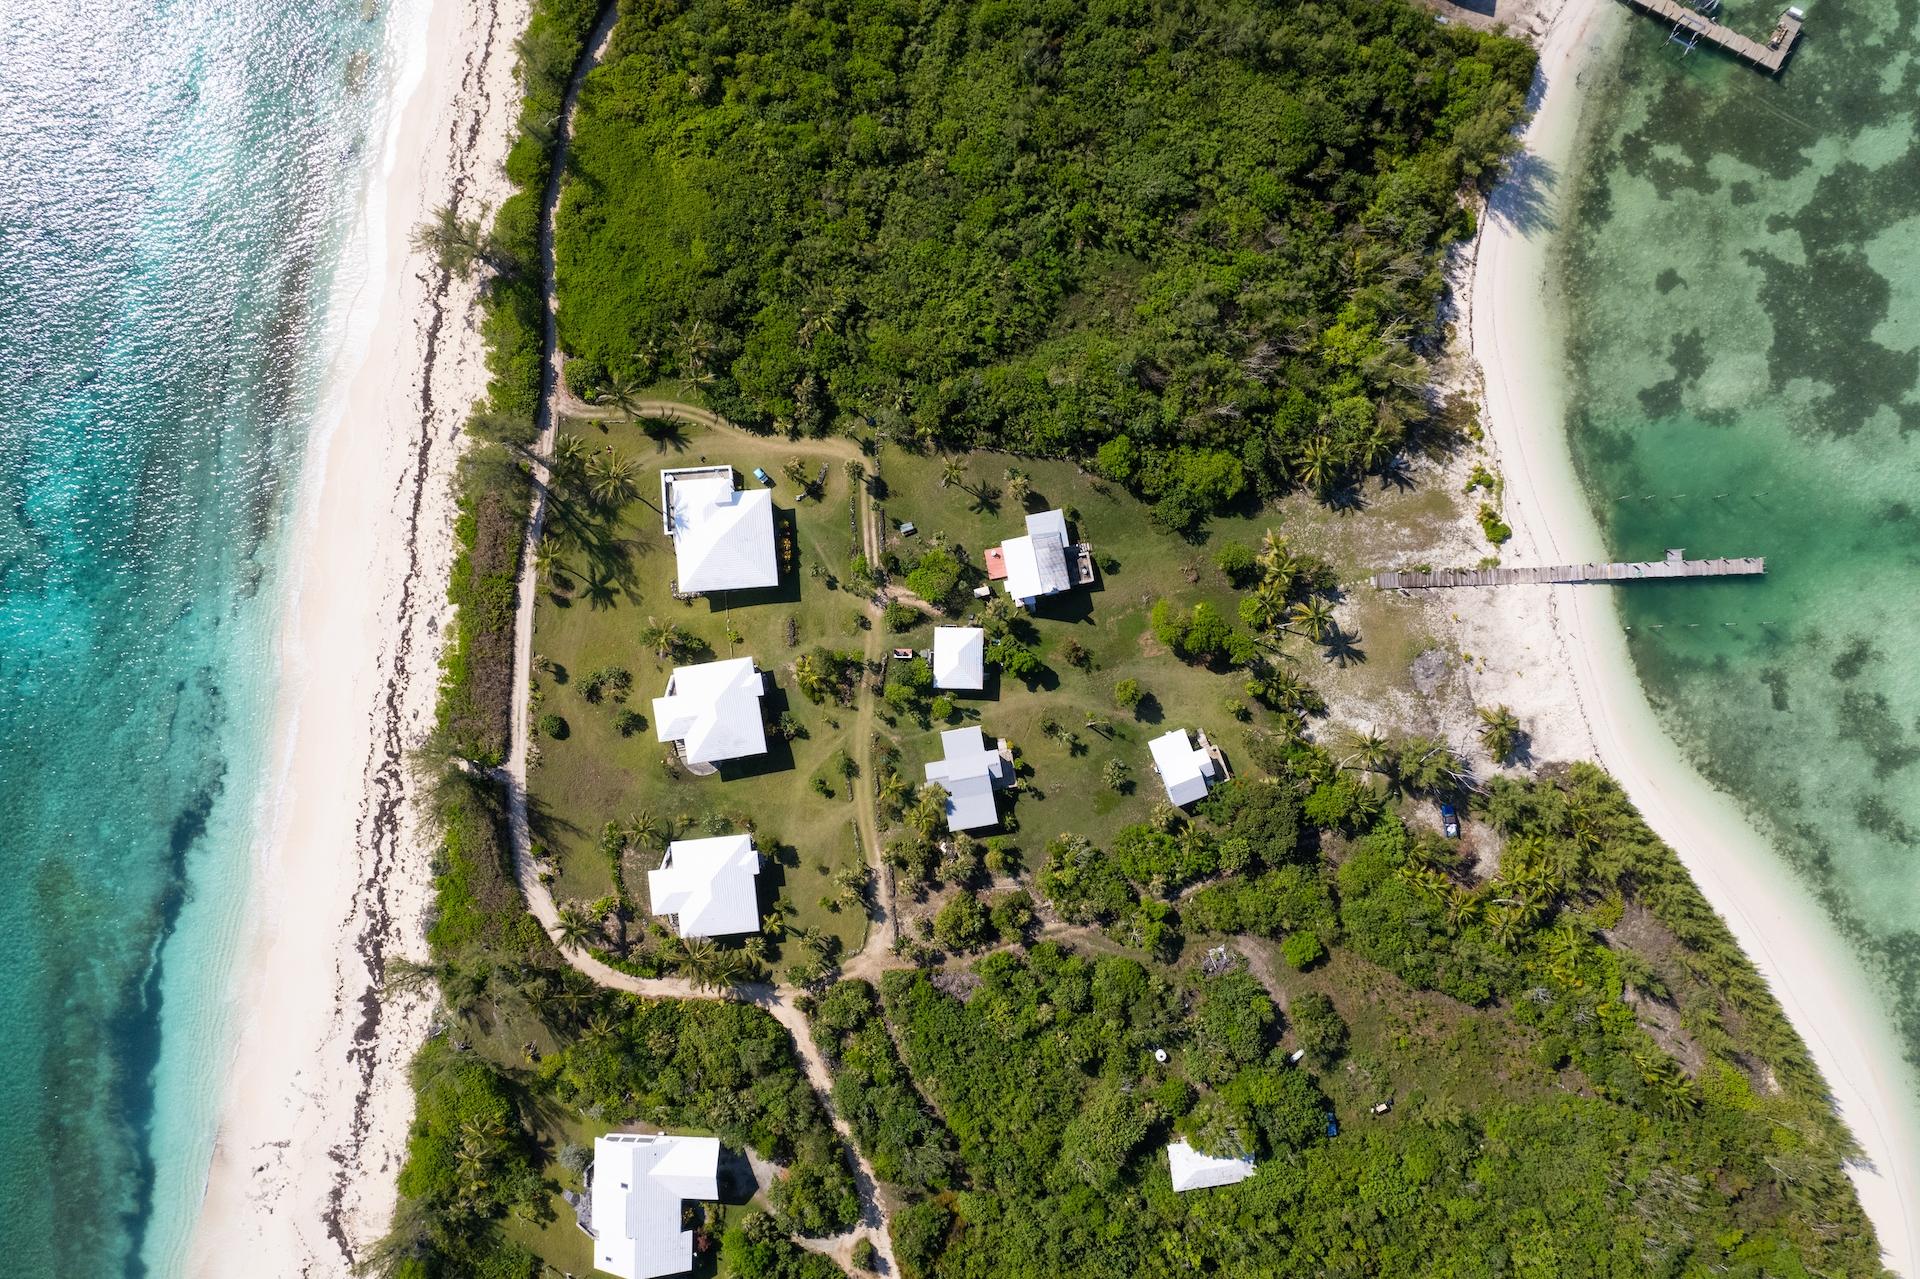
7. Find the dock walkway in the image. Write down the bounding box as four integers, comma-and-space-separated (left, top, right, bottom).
1373, 548, 1765, 590
1619, 0, 1803, 73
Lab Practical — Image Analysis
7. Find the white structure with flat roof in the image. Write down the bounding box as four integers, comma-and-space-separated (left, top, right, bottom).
932, 626, 985, 690
653, 657, 768, 767
661, 466, 778, 593
1149, 728, 1218, 806
1167, 1139, 1255, 1192
998, 508, 1074, 608
922, 725, 1013, 831
648, 834, 761, 938
589, 1132, 720, 1278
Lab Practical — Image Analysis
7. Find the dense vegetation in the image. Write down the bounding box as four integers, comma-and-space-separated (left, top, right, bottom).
556, 0, 1534, 525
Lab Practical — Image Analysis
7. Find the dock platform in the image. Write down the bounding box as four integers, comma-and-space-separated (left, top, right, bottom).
1373, 548, 1765, 590
1620, 0, 1803, 73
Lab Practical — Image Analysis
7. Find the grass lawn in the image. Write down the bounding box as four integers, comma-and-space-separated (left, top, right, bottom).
872, 444, 1297, 861
526, 417, 876, 964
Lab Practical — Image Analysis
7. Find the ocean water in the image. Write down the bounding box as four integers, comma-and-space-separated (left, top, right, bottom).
0, 2, 402, 1273
1552, 4, 1920, 1092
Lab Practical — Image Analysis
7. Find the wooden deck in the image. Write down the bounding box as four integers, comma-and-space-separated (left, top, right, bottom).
1619, 0, 1803, 73
1373, 548, 1765, 590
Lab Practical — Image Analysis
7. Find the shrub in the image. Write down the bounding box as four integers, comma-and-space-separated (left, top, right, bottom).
1280, 929, 1326, 971
930, 694, 955, 721
1113, 678, 1143, 711
1289, 991, 1348, 1067
883, 600, 920, 632
614, 708, 646, 737
1102, 758, 1131, 792
851, 1237, 878, 1272
1213, 540, 1256, 584
905, 547, 963, 608
538, 713, 568, 739
1478, 502, 1513, 545
933, 892, 991, 951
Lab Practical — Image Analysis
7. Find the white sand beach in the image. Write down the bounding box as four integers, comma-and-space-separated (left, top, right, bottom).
184, 0, 528, 1272
1457, 2, 1919, 1270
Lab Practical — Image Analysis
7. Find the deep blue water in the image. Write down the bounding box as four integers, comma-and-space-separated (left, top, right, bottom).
0, 2, 396, 1272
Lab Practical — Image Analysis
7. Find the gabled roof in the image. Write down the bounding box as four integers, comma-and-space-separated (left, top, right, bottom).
648, 834, 761, 938
932, 626, 985, 690
1167, 1139, 1255, 1192
652, 657, 768, 764
662, 468, 778, 593
999, 509, 1072, 604
591, 1133, 721, 1278
922, 726, 1012, 831
1150, 728, 1217, 806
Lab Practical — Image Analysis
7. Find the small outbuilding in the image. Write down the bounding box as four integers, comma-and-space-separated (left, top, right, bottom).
647, 834, 762, 938
922, 725, 1014, 831
1149, 728, 1220, 806
652, 657, 768, 768
932, 626, 985, 691
661, 466, 778, 594
1166, 1139, 1255, 1192
587, 1132, 721, 1279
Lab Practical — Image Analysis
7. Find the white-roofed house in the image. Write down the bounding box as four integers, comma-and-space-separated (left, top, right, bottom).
661, 466, 779, 594
1166, 1139, 1255, 1192
990, 508, 1091, 609
1149, 728, 1223, 807
922, 725, 1014, 832
587, 1132, 721, 1278
652, 657, 768, 772
648, 834, 762, 938
932, 626, 985, 691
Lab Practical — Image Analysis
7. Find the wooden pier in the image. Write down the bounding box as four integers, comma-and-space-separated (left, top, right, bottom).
1373, 548, 1765, 590
1620, 0, 1804, 73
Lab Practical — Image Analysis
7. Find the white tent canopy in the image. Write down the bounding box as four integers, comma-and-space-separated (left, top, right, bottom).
1149, 728, 1217, 806
662, 467, 778, 593
922, 725, 1012, 831
590, 1133, 720, 1278
648, 834, 762, 937
999, 509, 1072, 607
1167, 1139, 1255, 1192
652, 657, 768, 765
932, 626, 985, 690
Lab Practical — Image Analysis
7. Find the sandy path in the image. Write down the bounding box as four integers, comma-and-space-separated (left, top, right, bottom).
1462, 3, 1918, 1270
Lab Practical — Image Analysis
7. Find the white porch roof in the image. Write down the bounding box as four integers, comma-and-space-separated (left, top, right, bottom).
1149, 728, 1217, 806
591, 1133, 720, 1278
663, 468, 778, 593
652, 657, 768, 765
1167, 1139, 1255, 1192
932, 626, 985, 690
648, 834, 761, 937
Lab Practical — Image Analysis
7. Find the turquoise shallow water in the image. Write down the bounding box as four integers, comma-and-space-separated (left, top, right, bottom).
1554, 4, 1920, 1086
0, 2, 395, 1273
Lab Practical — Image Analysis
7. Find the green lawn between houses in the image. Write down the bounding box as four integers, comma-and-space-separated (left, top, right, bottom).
526, 416, 874, 967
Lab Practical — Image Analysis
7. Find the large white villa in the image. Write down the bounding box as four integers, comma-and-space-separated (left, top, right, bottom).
587, 1132, 721, 1278
922, 725, 1014, 831
660, 465, 778, 594
985, 508, 1092, 609
648, 834, 762, 938
1166, 1139, 1255, 1192
652, 656, 768, 768
932, 625, 985, 691
1149, 727, 1222, 806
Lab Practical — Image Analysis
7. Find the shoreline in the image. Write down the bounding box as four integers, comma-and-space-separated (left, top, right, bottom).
181, 0, 528, 1273
1461, 4, 1919, 1272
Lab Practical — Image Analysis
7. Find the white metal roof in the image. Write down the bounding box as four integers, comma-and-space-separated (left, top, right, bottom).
663, 468, 778, 593
591, 1133, 720, 1278
922, 726, 1011, 831
648, 834, 761, 937
1167, 1139, 1255, 1192
1150, 728, 1217, 806
652, 657, 768, 764
932, 626, 985, 690
999, 509, 1071, 605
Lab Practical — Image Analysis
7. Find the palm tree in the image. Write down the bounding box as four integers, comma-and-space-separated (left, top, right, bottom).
676, 938, 735, 991
875, 770, 909, 820
587, 451, 640, 507
554, 903, 598, 950
1477, 704, 1522, 763
1357, 425, 1397, 473
1255, 530, 1298, 590
548, 433, 590, 480
410, 203, 489, 277
1241, 582, 1289, 633
1289, 596, 1337, 643
793, 651, 830, 703
1294, 435, 1338, 496
639, 616, 683, 660
533, 537, 564, 588
1003, 467, 1032, 506
621, 808, 666, 851
939, 457, 966, 489
1340, 728, 1393, 777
